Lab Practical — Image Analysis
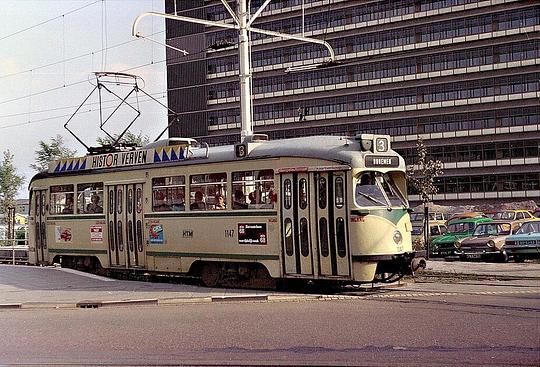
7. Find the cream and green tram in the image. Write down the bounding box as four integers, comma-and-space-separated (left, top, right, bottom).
28, 134, 425, 287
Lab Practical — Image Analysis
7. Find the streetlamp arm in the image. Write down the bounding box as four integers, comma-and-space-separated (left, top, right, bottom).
247, 26, 335, 62
132, 11, 239, 39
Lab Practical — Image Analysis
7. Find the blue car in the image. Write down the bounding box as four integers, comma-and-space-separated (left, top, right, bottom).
504, 220, 540, 262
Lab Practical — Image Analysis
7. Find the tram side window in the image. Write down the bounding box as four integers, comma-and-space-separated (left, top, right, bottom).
152, 176, 185, 212
77, 183, 103, 214
50, 185, 74, 215
232, 169, 276, 210
189, 173, 227, 211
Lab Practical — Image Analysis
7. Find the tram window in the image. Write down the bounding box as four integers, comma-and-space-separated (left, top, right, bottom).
300, 218, 309, 257
232, 169, 275, 209
319, 218, 329, 257
136, 188, 143, 213
41, 194, 46, 216
117, 188, 123, 214
77, 183, 103, 214
190, 173, 227, 211
284, 179, 292, 209
318, 177, 327, 209
152, 176, 185, 212
109, 190, 114, 215
284, 218, 294, 256
355, 172, 407, 208
336, 217, 346, 258
127, 189, 133, 214
299, 179, 308, 209
50, 185, 74, 215
34, 195, 40, 215
335, 177, 344, 209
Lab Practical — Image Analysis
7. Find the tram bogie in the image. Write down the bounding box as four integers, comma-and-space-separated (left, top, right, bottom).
27, 134, 425, 287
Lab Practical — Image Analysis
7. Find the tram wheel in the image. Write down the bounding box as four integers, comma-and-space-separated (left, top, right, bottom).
201, 262, 221, 287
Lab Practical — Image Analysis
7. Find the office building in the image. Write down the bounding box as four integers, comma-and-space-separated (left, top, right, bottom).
165, 0, 539, 205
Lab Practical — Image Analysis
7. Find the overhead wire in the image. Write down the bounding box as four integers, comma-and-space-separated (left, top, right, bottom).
0, 0, 100, 42
0, 93, 168, 130
0, 90, 168, 119
0, 30, 165, 81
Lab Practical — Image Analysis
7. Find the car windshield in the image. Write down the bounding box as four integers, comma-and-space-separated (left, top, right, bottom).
516, 221, 540, 234
447, 222, 474, 234
473, 223, 512, 236
355, 171, 406, 208
493, 211, 515, 220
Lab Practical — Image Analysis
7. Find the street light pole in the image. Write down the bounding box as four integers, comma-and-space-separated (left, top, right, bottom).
132, 0, 335, 143
237, 0, 253, 142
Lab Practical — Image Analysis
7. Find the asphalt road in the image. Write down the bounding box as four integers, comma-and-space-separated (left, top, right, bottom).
0, 288, 538, 366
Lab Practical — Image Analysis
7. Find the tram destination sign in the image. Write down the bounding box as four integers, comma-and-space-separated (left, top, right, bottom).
365, 155, 400, 168
48, 145, 189, 174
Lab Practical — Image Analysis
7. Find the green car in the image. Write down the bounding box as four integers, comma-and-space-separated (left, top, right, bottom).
430, 217, 493, 258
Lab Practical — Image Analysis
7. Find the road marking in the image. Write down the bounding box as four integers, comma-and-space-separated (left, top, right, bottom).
55, 267, 116, 282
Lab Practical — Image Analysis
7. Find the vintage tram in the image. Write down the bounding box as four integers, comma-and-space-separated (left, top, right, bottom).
28, 133, 425, 287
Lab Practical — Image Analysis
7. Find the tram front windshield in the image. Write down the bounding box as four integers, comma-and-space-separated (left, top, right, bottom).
355, 171, 406, 208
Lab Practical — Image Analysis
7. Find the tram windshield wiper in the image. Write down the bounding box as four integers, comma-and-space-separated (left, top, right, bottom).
356, 191, 388, 207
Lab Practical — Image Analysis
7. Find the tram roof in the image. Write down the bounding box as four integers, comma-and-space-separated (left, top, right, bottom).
30, 134, 403, 184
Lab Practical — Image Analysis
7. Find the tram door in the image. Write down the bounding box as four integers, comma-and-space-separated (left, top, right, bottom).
314, 172, 350, 277
33, 190, 48, 264
280, 173, 313, 276
107, 184, 145, 268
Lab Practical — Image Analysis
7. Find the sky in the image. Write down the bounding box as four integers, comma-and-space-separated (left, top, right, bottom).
0, 0, 169, 197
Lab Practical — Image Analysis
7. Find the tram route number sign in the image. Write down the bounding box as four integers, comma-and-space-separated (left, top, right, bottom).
365, 155, 399, 168
238, 223, 267, 245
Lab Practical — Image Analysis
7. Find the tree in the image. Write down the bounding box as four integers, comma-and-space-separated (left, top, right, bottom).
0, 150, 24, 218
31, 135, 77, 172
406, 138, 443, 258
96, 131, 150, 147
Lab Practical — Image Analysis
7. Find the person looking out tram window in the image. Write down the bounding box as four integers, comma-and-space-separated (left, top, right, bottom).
153, 190, 171, 212
214, 193, 226, 210
62, 195, 74, 214
190, 191, 207, 211
86, 194, 103, 213
233, 190, 248, 209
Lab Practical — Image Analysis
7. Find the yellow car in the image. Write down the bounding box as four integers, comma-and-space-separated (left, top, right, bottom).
492, 210, 535, 221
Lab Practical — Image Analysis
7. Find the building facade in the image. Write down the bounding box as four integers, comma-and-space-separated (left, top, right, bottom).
164, 0, 540, 206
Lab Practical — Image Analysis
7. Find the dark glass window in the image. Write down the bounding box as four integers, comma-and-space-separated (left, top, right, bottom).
336, 218, 346, 258
284, 218, 293, 256
300, 218, 309, 257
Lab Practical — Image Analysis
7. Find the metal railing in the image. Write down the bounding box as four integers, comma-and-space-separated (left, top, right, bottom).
0, 226, 29, 264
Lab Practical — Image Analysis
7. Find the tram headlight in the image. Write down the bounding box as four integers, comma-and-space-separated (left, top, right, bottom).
393, 230, 403, 245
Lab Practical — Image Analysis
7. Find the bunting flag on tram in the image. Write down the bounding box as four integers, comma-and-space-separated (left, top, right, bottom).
48, 145, 189, 173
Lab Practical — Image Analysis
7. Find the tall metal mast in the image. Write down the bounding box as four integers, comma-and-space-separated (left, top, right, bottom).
133, 0, 335, 143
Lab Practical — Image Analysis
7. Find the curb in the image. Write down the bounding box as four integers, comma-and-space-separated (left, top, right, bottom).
76, 299, 158, 308
211, 295, 268, 302
0, 303, 22, 309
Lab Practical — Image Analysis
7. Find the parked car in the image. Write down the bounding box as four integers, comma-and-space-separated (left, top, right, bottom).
504, 220, 540, 262
446, 212, 487, 224
491, 210, 534, 221
456, 220, 522, 262
430, 217, 493, 258
410, 212, 448, 226
412, 221, 447, 251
